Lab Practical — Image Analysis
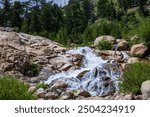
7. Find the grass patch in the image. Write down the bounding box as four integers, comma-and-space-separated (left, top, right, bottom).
0, 76, 36, 100
119, 62, 150, 95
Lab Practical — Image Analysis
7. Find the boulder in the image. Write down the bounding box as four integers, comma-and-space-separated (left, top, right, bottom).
59, 63, 74, 71
36, 88, 46, 98
75, 90, 91, 98
127, 57, 139, 64
131, 43, 148, 57
134, 95, 142, 100
94, 36, 115, 46
45, 92, 59, 100
51, 81, 68, 90
84, 97, 105, 100
117, 39, 129, 51
141, 80, 150, 100
124, 94, 134, 100
60, 91, 74, 100
28, 86, 37, 93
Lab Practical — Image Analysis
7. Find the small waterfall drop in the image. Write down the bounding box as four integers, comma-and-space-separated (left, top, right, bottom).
46, 47, 122, 96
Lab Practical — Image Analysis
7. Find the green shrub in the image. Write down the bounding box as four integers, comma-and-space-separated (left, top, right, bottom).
97, 39, 113, 50
24, 63, 41, 77
138, 19, 150, 44
0, 76, 36, 100
120, 62, 150, 94
36, 83, 48, 89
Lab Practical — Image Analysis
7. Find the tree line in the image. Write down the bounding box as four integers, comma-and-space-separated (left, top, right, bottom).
0, 0, 149, 45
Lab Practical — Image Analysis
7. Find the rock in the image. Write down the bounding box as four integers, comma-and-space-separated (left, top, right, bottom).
36, 88, 46, 98
59, 63, 73, 71
134, 95, 142, 100
124, 94, 134, 100
45, 92, 59, 100
60, 91, 74, 100
127, 57, 139, 64
121, 63, 128, 71
75, 90, 91, 98
115, 93, 125, 100
0, 27, 14, 32
75, 96, 85, 100
94, 36, 115, 46
51, 81, 68, 90
28, 86, 37, 93
84, 97, 105, 100
131, 43, 148, 57
77, 70, 89, 79
141, 80, 150, 100
104, 96, 111, 100
109, 96, 115, 100
117, 39, 129, 51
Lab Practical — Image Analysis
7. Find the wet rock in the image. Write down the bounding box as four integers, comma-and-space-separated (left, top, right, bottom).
51, 81, 68, 90
59, 63, 73, 71
141, 80, 150, 100
103, 77, 113, 87
131, 43, 148, 57
75, 90, 91, 98
77, 70, 89, 79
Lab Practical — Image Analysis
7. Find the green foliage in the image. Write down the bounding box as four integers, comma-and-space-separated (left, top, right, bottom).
24, 63, 41, 77
0, 0, 149, 47
97, 39, 113, 50
36, 83, 48, 89
0, 76, 36, 100
120, 62, 150, 94
138, 18, 150, 44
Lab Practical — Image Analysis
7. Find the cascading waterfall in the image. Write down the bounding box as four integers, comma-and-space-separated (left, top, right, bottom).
46, 47, 123, 96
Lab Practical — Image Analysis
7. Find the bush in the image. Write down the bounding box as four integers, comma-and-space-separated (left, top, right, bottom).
0, 76, 36, 100
24, 63, 41, 77
36, 83, 48, 89
97, 39, 113, 50
138, 19, 150, 44
120, 62, 150, 94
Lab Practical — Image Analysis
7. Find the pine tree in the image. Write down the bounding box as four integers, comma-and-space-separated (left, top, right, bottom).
81, 0, 95, 23
0, 0, 12, 26
97, 0, 108, 18
11, 1, 24, 29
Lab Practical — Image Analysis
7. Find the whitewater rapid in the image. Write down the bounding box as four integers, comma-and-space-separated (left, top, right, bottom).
46, 47, 122, 96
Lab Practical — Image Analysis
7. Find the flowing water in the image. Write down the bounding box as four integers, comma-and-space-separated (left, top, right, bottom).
46, 47, 124, 96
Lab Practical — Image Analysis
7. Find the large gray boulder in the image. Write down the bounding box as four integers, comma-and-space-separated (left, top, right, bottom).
131, 43, 148, 57
94, 36, 115, 46
141, 80, 150, 100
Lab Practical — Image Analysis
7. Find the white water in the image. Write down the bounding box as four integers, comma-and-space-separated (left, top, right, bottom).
46, 47, 122, 96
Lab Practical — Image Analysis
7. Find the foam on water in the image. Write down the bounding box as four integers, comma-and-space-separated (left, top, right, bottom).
46, 47, 122, 96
